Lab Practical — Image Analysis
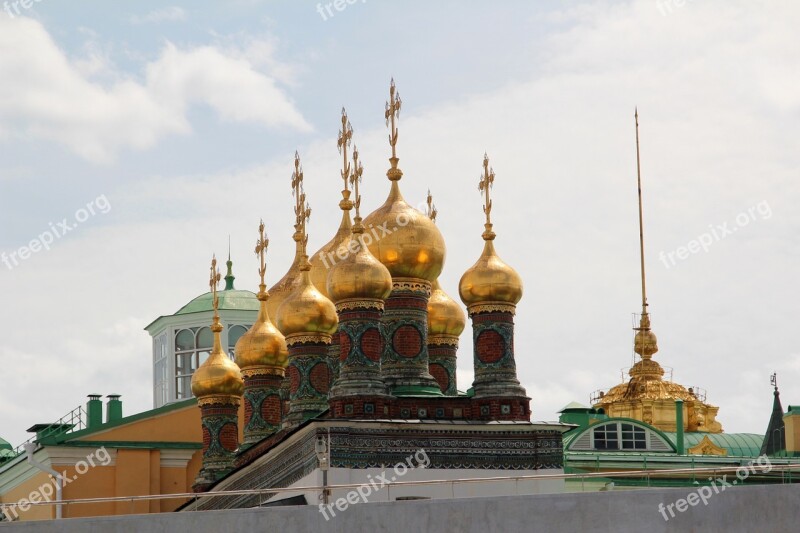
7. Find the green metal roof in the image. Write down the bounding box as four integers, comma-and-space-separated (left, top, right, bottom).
662, 431, 765, 458
175, 289, 258, 315
0, 438, 11, 452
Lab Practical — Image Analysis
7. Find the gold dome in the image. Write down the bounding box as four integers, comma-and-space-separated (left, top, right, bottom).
327, 232, 392, 303
267, 235, 303, 320
362, 181, 446, 282
234, 293, 289, 370
459, 238, 523, 307
309, 202, 352, 298
276, 267, 339, 337
191, 323, 244, 398
428, 279, 466, 336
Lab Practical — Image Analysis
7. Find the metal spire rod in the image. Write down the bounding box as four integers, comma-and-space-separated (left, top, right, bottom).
635, 108, 648, 316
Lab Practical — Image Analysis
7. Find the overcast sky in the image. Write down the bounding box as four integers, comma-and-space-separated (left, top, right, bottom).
1, 0, 798, 447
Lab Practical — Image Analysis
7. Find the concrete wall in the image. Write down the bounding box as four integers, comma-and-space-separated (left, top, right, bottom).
1, 482, 796, 532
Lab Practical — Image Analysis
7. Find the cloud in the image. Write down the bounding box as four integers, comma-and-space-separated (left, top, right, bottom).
129, 7, 187, 25
0, 16, 310, 163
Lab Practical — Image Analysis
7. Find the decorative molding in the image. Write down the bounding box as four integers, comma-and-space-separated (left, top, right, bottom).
335, 299, 385, 312
467, 302, 516, 316
197, 395, 241, 407
428, 334, 460, 347
241, 366, 285, 378
285, 333, 332, 346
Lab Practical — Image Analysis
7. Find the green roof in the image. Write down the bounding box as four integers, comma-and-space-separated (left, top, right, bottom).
0, 438, 11, 452
175, 289, 258, 315
662, 432, 765, 458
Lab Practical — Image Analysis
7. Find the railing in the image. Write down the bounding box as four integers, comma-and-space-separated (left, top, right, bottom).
2, 462, 797, 516
10, 405, 86, 457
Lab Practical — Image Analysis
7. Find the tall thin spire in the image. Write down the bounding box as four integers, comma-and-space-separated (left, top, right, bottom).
479, 153, 496, 241
635, 108, 648, 318
632, 109, 658, 359
255, 220, 269, 296
210, 255, 222, 328
385, 78, 403, 178
291, 152, 311, 270
224, 236, 235, 290
351, 145, 364, 232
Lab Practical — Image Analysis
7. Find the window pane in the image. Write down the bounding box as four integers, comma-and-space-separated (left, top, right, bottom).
228, 325, 248, 348
196, 327, 213, 349
176, 329, 194, 351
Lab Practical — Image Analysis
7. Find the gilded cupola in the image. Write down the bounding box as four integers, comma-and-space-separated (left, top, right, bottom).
423, 192, 466, 337
234, 220, 289, 370
362, 79, 446, 282
309, 108, 355, 298
275, 153, 339, 338
328, 144, 393, 304
459, 154, 523, 309
191, 256, 245, 398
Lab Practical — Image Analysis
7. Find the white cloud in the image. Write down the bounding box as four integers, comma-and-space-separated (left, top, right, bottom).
0, 17, 310, 163
129, 7, 187, 25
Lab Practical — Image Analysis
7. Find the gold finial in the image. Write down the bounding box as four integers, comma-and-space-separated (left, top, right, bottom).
338, 108, 353, 190
385, 78, 403, 178
291, 152, 312, 270
479, 153, 496, 240
350, 145, 364, 232
255, 219, 269, 297
426, 189, 437, 222
209, 255, 222, 329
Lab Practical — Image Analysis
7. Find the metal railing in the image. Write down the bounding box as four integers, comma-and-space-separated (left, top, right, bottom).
10, 405, 86, 457
2, 462, 797, 517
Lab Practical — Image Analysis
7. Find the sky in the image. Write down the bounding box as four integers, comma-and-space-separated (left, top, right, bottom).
1, 0, 798, 447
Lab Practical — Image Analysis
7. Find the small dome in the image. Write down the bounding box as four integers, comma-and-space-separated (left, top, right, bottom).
428, 279, 466, 336
276, 269, 339, 337
234, 294, 289, 370
327, 233, 392, 303
459, 239, 523, 307
362, 181, 446, 282
191, 324, 244, 398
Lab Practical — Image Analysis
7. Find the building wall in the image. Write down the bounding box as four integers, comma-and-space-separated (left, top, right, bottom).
3, 483, 798, 532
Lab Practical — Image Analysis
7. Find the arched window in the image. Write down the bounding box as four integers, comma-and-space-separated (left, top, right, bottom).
228, 324, 249, 357
568, 420, 673, 452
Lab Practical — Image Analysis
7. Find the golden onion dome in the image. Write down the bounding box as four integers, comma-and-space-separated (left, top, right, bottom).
459, 238, 523, 307
428, 279, 466, 337
362, 181, 446, 282
309, 195, 353, 298
234, 292, 289, 370
191, 322, 244, 398
267, 235, 304, 320
276, 265, 339, 337
327, 232, 392, 303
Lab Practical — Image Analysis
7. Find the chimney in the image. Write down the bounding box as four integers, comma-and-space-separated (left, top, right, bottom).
86, 394, 103, 429
106, 394, 123, 423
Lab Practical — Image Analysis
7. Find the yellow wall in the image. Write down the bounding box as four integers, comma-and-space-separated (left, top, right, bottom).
784, 413, 800, 453
1, 402, 246, 521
